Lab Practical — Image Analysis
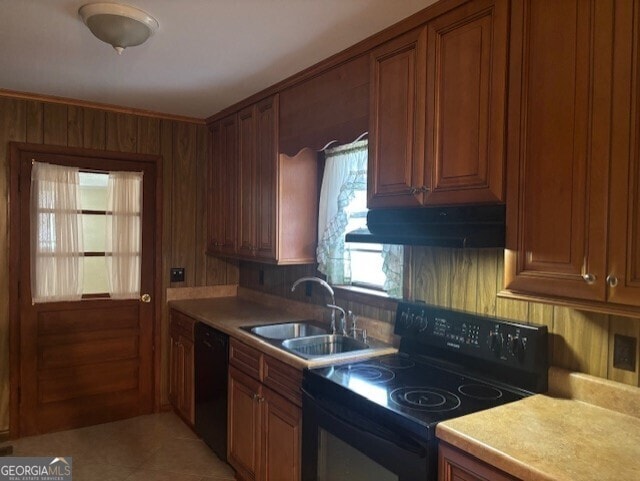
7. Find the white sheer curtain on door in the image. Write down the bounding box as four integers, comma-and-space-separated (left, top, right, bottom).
106, 172, 143, 299
31, 162, 84, 303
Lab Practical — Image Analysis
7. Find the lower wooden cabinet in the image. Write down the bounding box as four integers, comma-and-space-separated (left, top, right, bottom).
228, 339, 302, 481
439, 442, 519, 481
169, 310, 195, 426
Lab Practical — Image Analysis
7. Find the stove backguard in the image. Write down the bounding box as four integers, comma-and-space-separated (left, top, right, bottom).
395, 301, 549, 393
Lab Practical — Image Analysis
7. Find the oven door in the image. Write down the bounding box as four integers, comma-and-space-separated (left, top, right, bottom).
301, 388, 435, 481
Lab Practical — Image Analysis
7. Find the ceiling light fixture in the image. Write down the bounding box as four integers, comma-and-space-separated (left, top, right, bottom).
78, 2, 159, 55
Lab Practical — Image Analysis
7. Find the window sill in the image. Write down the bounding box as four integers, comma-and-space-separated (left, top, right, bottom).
333, 285, 399, 311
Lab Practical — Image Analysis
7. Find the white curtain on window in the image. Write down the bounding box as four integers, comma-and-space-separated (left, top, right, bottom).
106, 171, 143, 299
31, 162, 84, 303
316, 140, 368, 285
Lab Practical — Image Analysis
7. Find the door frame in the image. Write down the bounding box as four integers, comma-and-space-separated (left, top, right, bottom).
8, 142, 163, 438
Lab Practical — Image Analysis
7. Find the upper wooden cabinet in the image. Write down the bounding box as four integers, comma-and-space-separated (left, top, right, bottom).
208, 114, 238, 256
209, 94, 318, 265
504, 0, 640, 308
368, 0, 508, 208
369, 26, 427, 208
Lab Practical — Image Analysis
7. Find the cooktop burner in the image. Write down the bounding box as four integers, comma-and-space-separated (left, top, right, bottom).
458, 383, 503, 400
335, 364, 395, 383
390, 387, 461, 412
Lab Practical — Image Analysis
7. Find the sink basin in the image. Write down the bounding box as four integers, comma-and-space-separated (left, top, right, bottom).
282, 334, 369, 359
249, 322, 327, 340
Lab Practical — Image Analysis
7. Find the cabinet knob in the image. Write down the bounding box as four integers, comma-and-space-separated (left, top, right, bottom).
582, 273, 596, 284
606, 274, 618, 288
141, 293, 152, 303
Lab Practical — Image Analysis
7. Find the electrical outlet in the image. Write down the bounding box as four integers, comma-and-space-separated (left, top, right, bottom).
170, 267, 185, 283
613, 334, 637, 372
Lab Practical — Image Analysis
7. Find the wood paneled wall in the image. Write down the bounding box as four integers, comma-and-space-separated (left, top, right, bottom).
239, 248, 640, 388
0, 95, 239, 432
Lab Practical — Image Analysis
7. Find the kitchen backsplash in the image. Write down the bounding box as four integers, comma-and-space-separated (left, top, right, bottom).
239, 247, 640, 388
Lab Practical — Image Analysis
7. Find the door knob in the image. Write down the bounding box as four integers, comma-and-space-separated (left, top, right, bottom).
141, 293, 151, 303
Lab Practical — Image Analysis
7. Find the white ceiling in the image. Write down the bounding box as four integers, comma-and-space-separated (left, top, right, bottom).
0, 0, 433, 119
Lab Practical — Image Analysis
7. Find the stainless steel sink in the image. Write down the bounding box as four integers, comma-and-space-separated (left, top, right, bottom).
282, 334, 369, 359
248, 322, 327, 340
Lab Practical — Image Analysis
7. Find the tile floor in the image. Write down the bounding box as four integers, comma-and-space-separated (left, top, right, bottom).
0, 412, 236, 481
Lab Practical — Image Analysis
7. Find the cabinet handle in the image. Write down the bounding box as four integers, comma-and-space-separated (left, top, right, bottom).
408, 186, 430, 195
582, 273, 596, 284
252, 393, 260, 401
606, 274, 618, 288
257, 395, 264, 403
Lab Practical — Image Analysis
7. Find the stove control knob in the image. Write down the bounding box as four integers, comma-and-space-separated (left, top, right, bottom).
488, 332, 503, 357
511, 336, 526, 362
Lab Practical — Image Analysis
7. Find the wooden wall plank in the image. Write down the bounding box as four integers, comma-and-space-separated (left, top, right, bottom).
194, 125, 208, 286
106, 112, 137, 152
43, 103, 67, 146
25, 101, 43, 144
608, 315, 640, 386
476, 248, 499, 316
450, 249, 478, 312
83, 108, 106, 150
552, 307, 609, 377
67, 106, 83, 147
171, 122, 197, 286
0, 97, 26, 432
411, 247, 451, 306
137, 117, 161, 155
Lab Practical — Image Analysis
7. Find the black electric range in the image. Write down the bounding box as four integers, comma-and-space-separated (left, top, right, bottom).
301, 301, 548, 481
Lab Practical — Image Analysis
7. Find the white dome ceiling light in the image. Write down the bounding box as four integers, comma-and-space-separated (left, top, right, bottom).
78, 2, 159, 55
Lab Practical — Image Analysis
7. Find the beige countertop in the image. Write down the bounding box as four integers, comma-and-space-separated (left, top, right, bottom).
436, 368, 640, 481
169, 297, 397, 370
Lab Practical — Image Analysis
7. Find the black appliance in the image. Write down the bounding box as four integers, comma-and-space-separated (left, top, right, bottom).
194, 322, 229, 461
345, 204, 506, 247
302, 301, 548, 481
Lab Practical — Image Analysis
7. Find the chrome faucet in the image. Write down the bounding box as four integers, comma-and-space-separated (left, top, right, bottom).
291, 276, 338, 334
326, 304, 347, 336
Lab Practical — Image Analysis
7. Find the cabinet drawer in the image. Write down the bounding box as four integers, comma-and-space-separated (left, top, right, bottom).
230, 338, 263, 380
263, 355, 303, 407
170, 310, 196, 340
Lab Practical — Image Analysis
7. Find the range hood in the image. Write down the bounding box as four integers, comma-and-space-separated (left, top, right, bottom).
345, 205, 506, 248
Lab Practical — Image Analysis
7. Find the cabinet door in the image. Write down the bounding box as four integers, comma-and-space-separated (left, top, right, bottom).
608, 0, 640, 306
238, 105, 256, 257
168, 332, 179, 406
504, 0, 612, 300
438, 443, 518, 481
368, 27, 428, 208
254, 95, 279, 261
181, 335, 194, 424
425, 0, 508, 205
228, 366, 262, 480
261, 386, 301, 481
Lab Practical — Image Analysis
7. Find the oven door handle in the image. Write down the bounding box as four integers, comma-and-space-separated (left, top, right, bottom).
302, 387, 427, 457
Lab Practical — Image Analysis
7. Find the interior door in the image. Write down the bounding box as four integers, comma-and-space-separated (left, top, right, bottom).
12, 145, 158, 437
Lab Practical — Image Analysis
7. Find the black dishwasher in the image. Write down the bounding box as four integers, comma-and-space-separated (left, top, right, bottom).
194, 322, 228, 461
